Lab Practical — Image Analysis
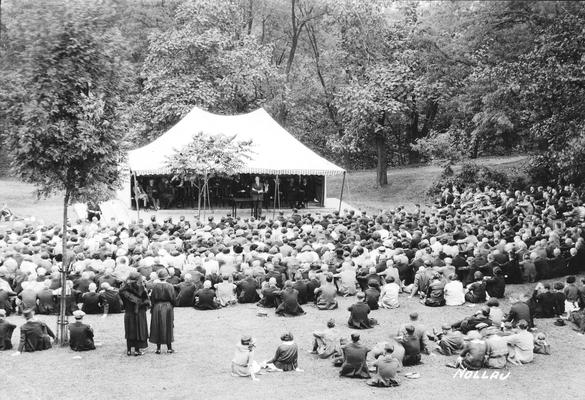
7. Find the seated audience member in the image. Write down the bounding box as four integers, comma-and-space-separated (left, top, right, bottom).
81, 283, 102, 314
265, 332, 301, 372
505, 293, 534, 328
484, 327, 508, 369
231, 335, 260, 381
348, 292, 376, 329
193, 281, 218, 310
397, 325, 423, 366
0, 286, 16, 316
15, 309, 55, 353
397, 312, 429, 354
175, 274, 199, 307
275, 281, 305, 317
485, 267, 506, 298
423, 273, 445, 307
486, 298, 504, 327
364, 281, 380, 310
552, 282, 566, 317
314, 275, 338, 310
449, 330, 486, 370
236, 271, 261, 304
564, 276, 580, 314
443, 273, 465, 306
335, 262, 358, 297
68, 310, 96, 352
431, 323, 464, 356
452, 306, 492, 334
311, 319, 342, 359
99, 282, 123, 314
465, 271, 487, 303
339, 333, 371, 379
36, 280, 57, 315
378, 276, 400, 309
257, 279, 280, 308
0, 309, 16, 350
533, 282, 556, 318
506, 320, 534, 365
568, 308, 585, 334
214, 275, 237, 307
366, 343, 400, 387
533, 332, 550, 355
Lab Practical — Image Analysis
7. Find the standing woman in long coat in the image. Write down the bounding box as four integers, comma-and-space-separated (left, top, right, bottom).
150, 269, 177, 354
119, 272, 150, 356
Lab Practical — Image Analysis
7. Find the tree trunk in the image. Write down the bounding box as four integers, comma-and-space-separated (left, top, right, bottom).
408, 109, 420, 164
197, 179, 202, 220
246, 0, 254, 35
375, 134, 388, 186
57, 191, 70, 346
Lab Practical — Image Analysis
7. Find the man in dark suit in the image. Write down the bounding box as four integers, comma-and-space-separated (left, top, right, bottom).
193, 281, 218, 310
81, 283, 102, 314
250, 176, 266, 219
236, 272, 260, 304
0, 309, 16, 350
174, 274, 198, 307
98, 283, 123, 314
16, 309, 55, 353
347, 292, 376, 329
68, 310, 95, 351
36, 282, 57, 315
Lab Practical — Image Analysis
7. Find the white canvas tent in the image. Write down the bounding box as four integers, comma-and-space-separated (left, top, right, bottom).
119, 107, 346, 209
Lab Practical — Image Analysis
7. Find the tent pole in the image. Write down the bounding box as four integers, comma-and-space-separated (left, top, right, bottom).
273, 174, 279, 220
338, 171, 346, 214
132, 171, 140, 221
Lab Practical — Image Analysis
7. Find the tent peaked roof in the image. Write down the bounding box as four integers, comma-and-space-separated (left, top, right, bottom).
128, 107, 345, 176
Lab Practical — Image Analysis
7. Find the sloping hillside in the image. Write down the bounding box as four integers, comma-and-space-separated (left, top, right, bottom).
326, 156, 527, 213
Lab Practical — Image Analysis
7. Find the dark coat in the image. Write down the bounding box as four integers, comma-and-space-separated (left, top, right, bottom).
68, 321, 95, 351
0, 319, 16, 350
175, 281, 197, 307
18, 320, 54, 352
119, 282, 149, 348
149, 281, 176, 344
36, 288, 57, 315
99, 289, 123, 314
194, 288, 218, 310
237, 278, 260, 303
348, 302, 373, 329
81, 292, 102, 314
339, 342, 371, 378
275, 288, 305, 316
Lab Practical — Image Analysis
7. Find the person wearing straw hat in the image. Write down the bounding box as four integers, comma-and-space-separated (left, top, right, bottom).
68, 310, 95, 352
231, 335, 261, 381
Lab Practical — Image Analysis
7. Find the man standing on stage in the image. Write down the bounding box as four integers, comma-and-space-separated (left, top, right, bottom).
250, 176, 266, 218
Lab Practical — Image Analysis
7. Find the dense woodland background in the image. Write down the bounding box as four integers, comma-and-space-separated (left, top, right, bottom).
0, 0, 584, 188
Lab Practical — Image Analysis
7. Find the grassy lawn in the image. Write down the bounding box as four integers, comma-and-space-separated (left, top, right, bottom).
4, 155, 580, 400
0, 179, 69, 225
326, 156, 527, 213
1, 279, 584, 400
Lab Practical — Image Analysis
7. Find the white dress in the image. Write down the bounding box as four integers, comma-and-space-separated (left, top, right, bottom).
444, 280, 465, 306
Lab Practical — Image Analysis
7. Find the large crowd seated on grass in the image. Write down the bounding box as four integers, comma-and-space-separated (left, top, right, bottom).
0, 183, 584, 324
